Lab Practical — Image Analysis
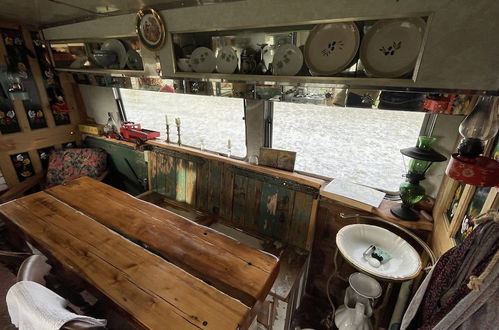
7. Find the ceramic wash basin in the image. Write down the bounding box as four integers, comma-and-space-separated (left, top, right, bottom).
336, 224, 422, 281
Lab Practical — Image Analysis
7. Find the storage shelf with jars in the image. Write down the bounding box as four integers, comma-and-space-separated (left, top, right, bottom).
170, 16, 430, 85
48, 36, 146, 75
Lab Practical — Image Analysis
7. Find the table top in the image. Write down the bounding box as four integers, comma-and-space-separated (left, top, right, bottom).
0, 177, 280, 329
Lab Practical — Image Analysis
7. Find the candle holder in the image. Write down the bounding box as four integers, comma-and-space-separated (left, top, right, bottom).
165, 124, 170, 143
175, 117, 181, 146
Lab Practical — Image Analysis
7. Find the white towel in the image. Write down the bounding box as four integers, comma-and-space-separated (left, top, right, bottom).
6, 281, 107, 330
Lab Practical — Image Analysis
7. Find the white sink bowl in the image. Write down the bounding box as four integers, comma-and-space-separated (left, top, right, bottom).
336, 224, 422, 281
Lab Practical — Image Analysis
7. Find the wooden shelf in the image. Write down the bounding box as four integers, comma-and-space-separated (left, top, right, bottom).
56, 67, 145, 76
373, 199, 433, 232
320, 195, 433, 232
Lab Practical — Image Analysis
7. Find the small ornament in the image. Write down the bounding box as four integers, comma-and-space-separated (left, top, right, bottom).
175, 117, 181, 145
227, 138, 232, 158
165, 114, 170, 143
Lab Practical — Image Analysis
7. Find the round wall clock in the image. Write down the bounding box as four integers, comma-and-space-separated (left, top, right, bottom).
136, 8, 166, 51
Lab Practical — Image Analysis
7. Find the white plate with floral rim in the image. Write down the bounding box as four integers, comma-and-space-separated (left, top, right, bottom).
360, 18, 426, 78
272, 44, 303, 76
304, 22, 360, 76
216, 46, 238, 74
190, 47, 216, 73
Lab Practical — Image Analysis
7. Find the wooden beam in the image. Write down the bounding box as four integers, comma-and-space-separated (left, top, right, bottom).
0, 125, 77, 155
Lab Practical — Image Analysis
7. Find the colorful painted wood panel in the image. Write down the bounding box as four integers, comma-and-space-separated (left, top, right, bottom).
10, 152, 34, 181
288, 192, 314, 245
1, 28, 47, 130
176, 158, 187, 202
0, 99, 20, 134
147, 148, 319, 249
37, 146, 55, 170
185, 161, 197, 205
31, 32, 70, 125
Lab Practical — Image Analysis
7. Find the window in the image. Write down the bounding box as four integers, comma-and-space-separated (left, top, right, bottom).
120, 89, 246, 157
272, 102, 426, 192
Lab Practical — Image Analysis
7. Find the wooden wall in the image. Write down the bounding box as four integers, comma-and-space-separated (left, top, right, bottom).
149, 147, 319, 250
0, 22, 82, 188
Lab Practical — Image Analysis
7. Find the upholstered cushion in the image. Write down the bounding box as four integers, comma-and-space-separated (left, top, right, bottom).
45, 148, 107, 188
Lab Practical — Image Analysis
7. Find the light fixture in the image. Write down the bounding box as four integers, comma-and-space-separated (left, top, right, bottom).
391, 136, 447, 221
446, 96, 499, 186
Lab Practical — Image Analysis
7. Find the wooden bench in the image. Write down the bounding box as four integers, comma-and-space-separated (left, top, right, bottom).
138, 191, 310, 330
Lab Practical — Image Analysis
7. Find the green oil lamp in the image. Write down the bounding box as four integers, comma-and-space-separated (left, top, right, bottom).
391, 136, 447, 221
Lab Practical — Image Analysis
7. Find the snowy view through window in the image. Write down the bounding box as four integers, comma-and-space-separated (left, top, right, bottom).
121, 89, 425, 192
272, 102, 425, 192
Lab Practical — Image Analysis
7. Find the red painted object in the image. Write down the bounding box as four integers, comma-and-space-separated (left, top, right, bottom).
424, 94, 456, 114
446, 153, 499, 187
119, 122, 160, 144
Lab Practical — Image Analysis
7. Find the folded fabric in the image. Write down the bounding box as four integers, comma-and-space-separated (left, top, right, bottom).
6, 281, 106, 330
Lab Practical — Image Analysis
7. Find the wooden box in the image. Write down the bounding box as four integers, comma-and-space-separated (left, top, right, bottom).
78, 124, 105, 136
259, 147, 296, 172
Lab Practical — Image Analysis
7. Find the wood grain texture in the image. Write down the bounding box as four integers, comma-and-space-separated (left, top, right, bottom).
45, 177, 279, 307
195, 157, 209, 211
0, 193, 250, 329
220, 163, 234, 220
185, 161, 197, 205
288, 192, 314, 248
176, 158, 187, 202
232, 174, 248, 227
208, 160, 222, 214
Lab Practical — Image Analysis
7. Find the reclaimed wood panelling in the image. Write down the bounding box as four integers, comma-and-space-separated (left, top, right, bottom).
288, 192, 314, 248
148, 149, 319, 249
259, 183, 280, 237
164, 154, 176, 199
208, 160, 222, 214
176, 158, 187, 202
232, 174, 248, 227
185, 161, 197, 205
220, 163, 235, 220
196, 159, 209, 211
245, 178, 263, 233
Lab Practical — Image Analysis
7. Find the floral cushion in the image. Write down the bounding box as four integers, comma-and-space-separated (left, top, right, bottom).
45, 148, 107, 188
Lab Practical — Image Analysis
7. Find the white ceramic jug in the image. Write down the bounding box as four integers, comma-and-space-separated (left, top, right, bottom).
334, 287, 373, 330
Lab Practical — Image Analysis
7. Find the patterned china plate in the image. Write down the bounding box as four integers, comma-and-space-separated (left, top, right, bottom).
360, 18, 426, 78
101, 39, 127, 69
190, 47, 216, 73
272, 44, 303, 76
304, 22, 360, 76
216, 46, 238, 74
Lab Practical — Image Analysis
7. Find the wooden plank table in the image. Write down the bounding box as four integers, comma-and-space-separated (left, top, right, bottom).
0, 177, 280, 329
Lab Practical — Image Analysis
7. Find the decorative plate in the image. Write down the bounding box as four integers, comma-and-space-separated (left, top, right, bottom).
126, 50, 143, 70
336, 224, 422, 281
304, 22, 360, 76
101, 39, 127, 69
360, 18, 426, 78
272, 44, 303, 76
190, 47, 216, 73
216, 46, 238, 74
136, 8, 166, 51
